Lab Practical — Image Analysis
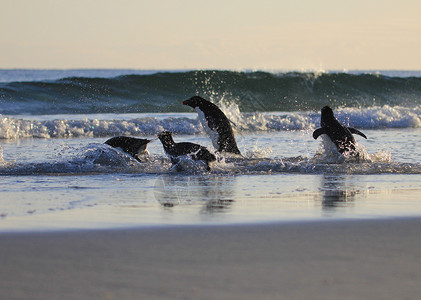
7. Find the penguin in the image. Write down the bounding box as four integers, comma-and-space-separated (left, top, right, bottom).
157, 131, 216, 170
313, 106, 367, 154
182, 96, 241, 155
104, 136, 151, 162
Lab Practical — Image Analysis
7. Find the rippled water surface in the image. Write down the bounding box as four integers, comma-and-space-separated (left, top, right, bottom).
1, 123, 421, 232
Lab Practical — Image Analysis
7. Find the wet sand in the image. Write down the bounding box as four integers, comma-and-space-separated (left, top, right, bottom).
1, 218, 421, 300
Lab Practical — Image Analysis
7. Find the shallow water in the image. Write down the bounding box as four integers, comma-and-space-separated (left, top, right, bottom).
1, 123, 421, 232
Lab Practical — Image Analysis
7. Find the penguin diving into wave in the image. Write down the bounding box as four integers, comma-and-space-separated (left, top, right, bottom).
104, 136, 151, 162
182, 96, 241, 155
313, 106, 367, 154
157, 131, 216, 171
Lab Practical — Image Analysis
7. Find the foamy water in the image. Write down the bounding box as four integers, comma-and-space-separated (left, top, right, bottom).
1, 105, 421, 140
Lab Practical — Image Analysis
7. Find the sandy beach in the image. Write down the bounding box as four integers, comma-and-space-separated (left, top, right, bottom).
1, 218, 421, 300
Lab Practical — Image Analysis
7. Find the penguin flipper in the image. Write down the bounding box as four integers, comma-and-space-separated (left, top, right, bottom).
348, 127, 367, 139
228, 118, 238, 128
312, 128, 326, 139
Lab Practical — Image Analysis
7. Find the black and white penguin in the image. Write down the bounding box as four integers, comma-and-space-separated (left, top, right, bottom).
313, 106, 367, 154
104, 136, 151, 162
157, 131, 216, 170
182, 96, 241, 155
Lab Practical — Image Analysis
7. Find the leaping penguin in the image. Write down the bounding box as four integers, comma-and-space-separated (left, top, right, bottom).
182, 96, 241, 155
313, 106, 367, 154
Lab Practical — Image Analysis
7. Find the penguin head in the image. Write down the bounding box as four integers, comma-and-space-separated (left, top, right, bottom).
157, 131, 175, 146
182, 96, 206, 108
321, 106, 335, 120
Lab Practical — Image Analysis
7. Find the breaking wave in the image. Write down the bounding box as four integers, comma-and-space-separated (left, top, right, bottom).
0, 105, 420, 139
2, 70, 421, 115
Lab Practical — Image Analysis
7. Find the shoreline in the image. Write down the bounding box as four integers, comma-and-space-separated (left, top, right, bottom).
2, 217, 421, 299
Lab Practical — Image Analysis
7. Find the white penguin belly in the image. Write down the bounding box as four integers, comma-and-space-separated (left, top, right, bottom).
195, 107, 219, 150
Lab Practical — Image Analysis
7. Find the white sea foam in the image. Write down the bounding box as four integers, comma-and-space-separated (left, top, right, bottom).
0, 144, 420, 176
335, 105, 421, 128
0, 105, 420, 140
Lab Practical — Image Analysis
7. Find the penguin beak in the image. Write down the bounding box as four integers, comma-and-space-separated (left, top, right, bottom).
182, 99, 192, 107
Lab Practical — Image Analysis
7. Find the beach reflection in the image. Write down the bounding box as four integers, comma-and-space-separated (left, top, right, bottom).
318, 175, 360, 212
154, 175, 235, 213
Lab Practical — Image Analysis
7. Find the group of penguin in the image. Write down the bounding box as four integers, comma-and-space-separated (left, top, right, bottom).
104, 96, 368, 171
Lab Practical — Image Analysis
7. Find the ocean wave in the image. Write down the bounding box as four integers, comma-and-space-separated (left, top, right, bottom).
1, 70, 421, 115
0, 105, 420, 139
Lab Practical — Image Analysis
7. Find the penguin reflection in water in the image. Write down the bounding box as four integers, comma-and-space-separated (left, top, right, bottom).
158, 131, 216, 171
313, 106, 367, 155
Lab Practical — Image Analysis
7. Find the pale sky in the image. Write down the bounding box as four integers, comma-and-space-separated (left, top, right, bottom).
1, 0, 421, 70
